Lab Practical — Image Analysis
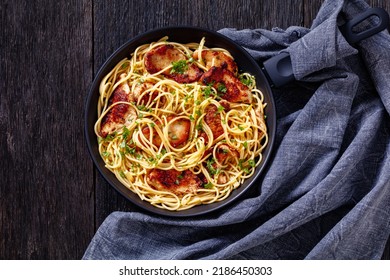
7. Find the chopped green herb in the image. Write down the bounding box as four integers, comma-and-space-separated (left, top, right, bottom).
104, 132, 116, 141
170, 60, 188, 74
148, 157, 157, 166
217, 83, 227, 93
217, 105, 224, 112
202, 85, 213, 98
206, 158, 219, 175
239, 74, 253, 86
135, 154, 143, 160
238, 159, 245, 169
122, 126, 130, 140
101, 151, 110, 157
243, 141, 248, 148
137, 104, 146, 111
243, 168, 251, 174
119, 171, 126, 178
248, 159, 256, 167
204, 182, 213, 189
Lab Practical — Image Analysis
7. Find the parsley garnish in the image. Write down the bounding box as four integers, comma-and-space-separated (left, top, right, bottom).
170, 60, 188, 74
217, 83, 227, 93
202, 85, 213, 98
206, 158, 220, 175
101, 151, 110, 157
122, 126, 130, 140
239, 74, 253, 86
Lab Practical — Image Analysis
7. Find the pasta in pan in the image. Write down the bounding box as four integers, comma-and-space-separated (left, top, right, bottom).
95, 37, 268, 211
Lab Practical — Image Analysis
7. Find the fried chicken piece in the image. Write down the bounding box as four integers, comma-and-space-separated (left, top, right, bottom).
144, 44, 203, 83
215, 144, 239, 165
167, 118, 191, 147
200, 105, 224, 144
200, 66, 252, 104
100, 74, 137, 138
193, 49, 238, 74
131, 81, 159, 105
147, 169, 202, 195
142, 116, 190, 148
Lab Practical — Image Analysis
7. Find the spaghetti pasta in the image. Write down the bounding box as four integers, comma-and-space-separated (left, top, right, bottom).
94, 37, 268, 211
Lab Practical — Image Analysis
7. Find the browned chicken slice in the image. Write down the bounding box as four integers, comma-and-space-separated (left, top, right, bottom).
131, 81, 158, 105
167, 118, 191, 147
193, 49, 238, 74
144, 44, 203, 83
147, 169, 202, 195
215, 144, 239, 165
141, 125, 163, 147
200, 105, 224, 144
201, 66, 252, 104
142, 116, 190, 148
100, 75, 137, 138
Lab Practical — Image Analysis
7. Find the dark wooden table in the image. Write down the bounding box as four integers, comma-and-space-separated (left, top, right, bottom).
1, 0, 389, 260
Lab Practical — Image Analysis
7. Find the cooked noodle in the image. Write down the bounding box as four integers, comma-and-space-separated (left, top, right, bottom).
95, 37, 268, 211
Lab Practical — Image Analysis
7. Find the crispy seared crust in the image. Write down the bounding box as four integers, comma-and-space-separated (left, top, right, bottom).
147, 169, 202, 195
193, 49, 238, 74
131, 82, 158, 105
215, 144, 239, 165
200, 105, 224, 144
201, 66, 252, 104
100, 75, 136, 138
144, 44, 203, 83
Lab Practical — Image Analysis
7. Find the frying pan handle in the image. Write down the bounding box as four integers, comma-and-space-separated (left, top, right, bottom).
262, 7, 390, 88
339, 7, 390, 44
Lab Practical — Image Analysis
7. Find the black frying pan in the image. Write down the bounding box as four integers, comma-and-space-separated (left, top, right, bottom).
84, 8, 389, 217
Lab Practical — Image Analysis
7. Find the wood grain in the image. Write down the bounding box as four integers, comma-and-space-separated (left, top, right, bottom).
0, 0, 94, 259
0, 0, 388, 260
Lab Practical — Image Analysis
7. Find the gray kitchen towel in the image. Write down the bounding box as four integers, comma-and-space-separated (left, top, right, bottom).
83, 0, 390, 259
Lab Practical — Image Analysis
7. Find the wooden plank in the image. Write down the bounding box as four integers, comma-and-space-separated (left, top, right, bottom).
93, 0, 303, 227
0, 0, 94, 259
